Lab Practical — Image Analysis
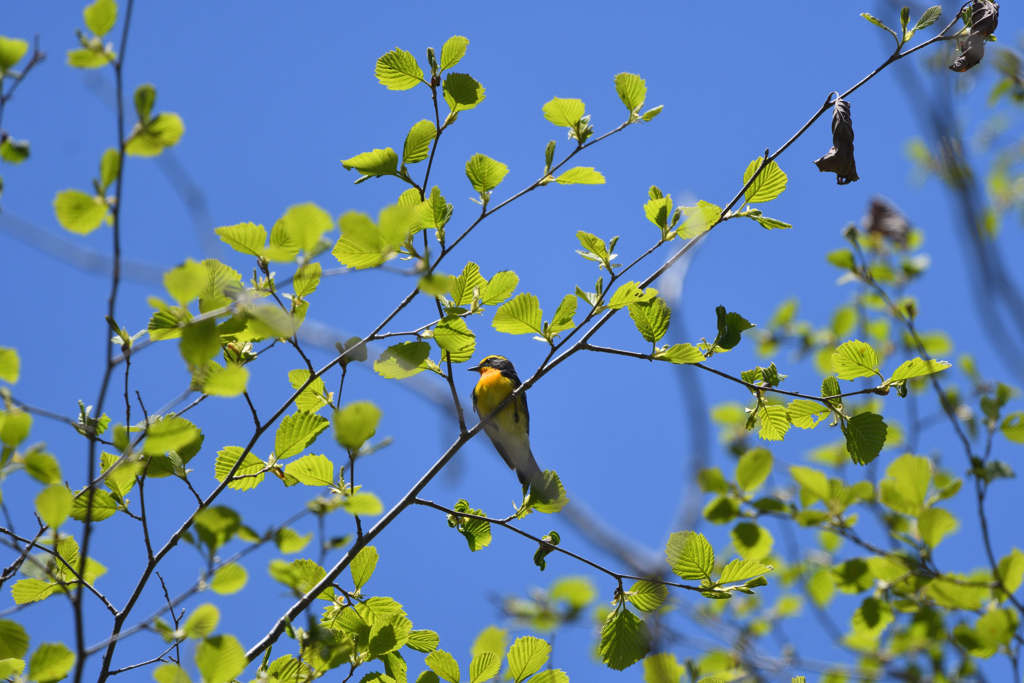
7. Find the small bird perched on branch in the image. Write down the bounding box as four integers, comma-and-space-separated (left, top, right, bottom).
469, 355, 543, 489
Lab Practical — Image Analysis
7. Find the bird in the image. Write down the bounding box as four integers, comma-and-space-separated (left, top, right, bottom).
468, 355, 543, 489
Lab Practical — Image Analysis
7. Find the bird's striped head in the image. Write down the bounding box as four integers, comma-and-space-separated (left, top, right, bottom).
468, 355, 515, 374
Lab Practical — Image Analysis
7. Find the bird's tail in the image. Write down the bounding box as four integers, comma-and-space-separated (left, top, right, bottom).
515, 448, 543, 488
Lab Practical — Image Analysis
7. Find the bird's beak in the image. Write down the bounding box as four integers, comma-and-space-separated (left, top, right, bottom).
468, 365, 481, 372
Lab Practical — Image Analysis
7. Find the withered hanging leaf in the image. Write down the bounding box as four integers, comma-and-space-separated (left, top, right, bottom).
970, 0, 999, 36
813, 98, 859, 185
950, 2, 999, 72
864, 198, 909, 247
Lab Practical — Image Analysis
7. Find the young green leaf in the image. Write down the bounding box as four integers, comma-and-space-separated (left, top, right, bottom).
735, 448, 772, 492
351, 546, 379, 590
549, 295, 577, 335
450, 262, 488, 306
718, 559, 773, 584
714, 306, 755, 350
679, 201, 721, 238
599, 609, 651, 671
861, 12, 901, 45
481, 271, 518, 305
276, 203, 333, 253
879, 453, 930, 515
665, 530, 714, 581
375, 48, 424, 90
628, 297, 671, 343
214, 222, 265, 257
542, 98, 585, 127
195, 635, 247, 683
276, 412, 329, 459
554, 167, 604, 185
831, 340, 881, 380
28, 643, 75, 683
469, 652, 501, 683
731, 522, 774, 561
918, 507, 957, 548
492, 294, 543, 335
334, 402, 382, 451
35, 485, 72, 529
608, 282, 657, 310
341, 148, 399, 179
143, 416, 200, 455
0, 36, 29, 72
913, 6, 942, 32
203, 364, 249, 398
0, 347, 20, 384
444, 73, 486, 112
84, 0, 117, 37
184, 604, 220, 640
790, 465, 830, 505
425, 649, 460, 683
888, 357, 950, 381
742, 159, 788, 203
407, 629, 441, 653
843, 412, 887, 466
758, 404, 789, 441
54, 189, 107, 235
214, 446, 265, 491
440, 36, 469, 70
753, 215, 792, 230
627, 580, 667, 612
284, 454, 335, 487
506, 636, 550, 683
465, 154, 508, 193
374, 341, 432, 379
210, 563, 248, 595
655, 343, 704, 364
125, 113, 185, 157
403, 120, 436, 165
341, 492, 383, 516
787, 400, 829, 429
614, 72, 646, 112
434, 316, 476, 363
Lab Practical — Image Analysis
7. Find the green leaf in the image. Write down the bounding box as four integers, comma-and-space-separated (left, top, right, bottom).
203, 364, 248, 397
293, 262, 322, 299
276, 202, 334, 253
469, 652, 501, 683
507, 636, 550, 683
375, 341, 432, 379
713, 306, 754, 350
0, 660, 25, 679
628, 297, 671, 343
787, 400, 829, 429
679, 201, 721, 238
341, 148, 399, 178
549, 295, 577, 335
418, 186, 454, 233
465, 154, 508, 193
718, 559, 772, 584
334, 402, 381, 451
214, 222, 265, 257
450, 262, 488, 306
0, 620, 29, 659
844, 413, 887, 466
0, 138, 30, 164
831, 340, 881, 380
341, 492, 383, 516
493, 293, 543, 335
407, 629, 440, 653
0, 347, 20, 383
976, 608, 1015, 647
143, 416, 200, 456
743, 159, 788, 203
918, 507, 957, 548
790, 465, 830, 505
880, 454, 930, 515
0, 410, 30, 447
35, 486, 72, 528
1003, 412, 1024, 443
851, 597, 894, 640
826, 249, 856, 270
404, 120, 436, 165
914, 6, 943, 31
351, 546, 379, 590
24, 451, 60, 484
443, 73, 486, 112
482, 271, 518, 305
125, 113, 185, 157
67, 48, 109, 69
599, 609, 651, 671
273, 527, 311, 554
0, 36, 29, 71
425, 649, 460, 683
195, 635, 247, 683
889, 357, 950, 381
180, 318, 220, 368
627, 580, 667, 612
134, 83, 156, 123
440, 36, 469, 70
84, 0, 117, 36
861, 12, 900, 44
736, 448, 772, 493
554, 167, 604, 185
656, 343, 704, 364
434, 317, 476, 363
758, 404, 789, 442
213, 446, 265, 491
284, 454, 335, 487
753, 215, 792, 230
69, 489, 117, 522
614, 72, 646, 112
731, 522, 774, 561
542, 98, 585, 127
997, 549, 1024, 597
375, 48, 424, 90
210, 563, 247, 595
184, 604, 220, 639
276, 412, 329, 459
54, 189, 107, 235
642, 653, 684, 683
28, 642, 74, 683
608, 282, 656, 310
666, 530, 713, 581
333, 211, 386, 268
11, 579, 56, 605
549, 576, 597, 609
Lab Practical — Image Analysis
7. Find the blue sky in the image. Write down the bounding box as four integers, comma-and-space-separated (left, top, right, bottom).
2, 1, 1024, 681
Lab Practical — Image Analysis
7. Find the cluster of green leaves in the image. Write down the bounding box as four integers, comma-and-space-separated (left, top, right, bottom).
861, 5, 943, 50
0, 34, 35, 203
